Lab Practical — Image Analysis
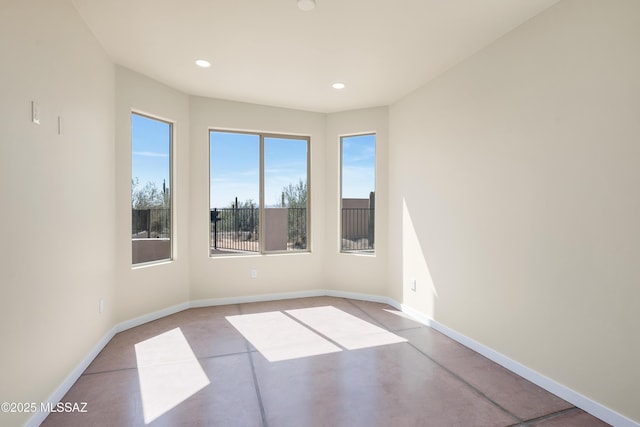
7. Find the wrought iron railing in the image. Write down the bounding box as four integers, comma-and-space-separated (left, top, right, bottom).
210, 207, 260, 253
210, 207, 308, 253
341, 208, 374, 251
287, 207, 307, 250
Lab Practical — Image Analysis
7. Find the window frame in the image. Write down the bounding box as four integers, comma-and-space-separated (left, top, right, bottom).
131, 111, 174, 266
209, 129, 311, 256
339, 132, 376, 255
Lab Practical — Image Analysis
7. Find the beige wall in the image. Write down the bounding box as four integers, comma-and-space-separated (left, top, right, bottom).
114, 66, 191, 322
389, 0, 640, 421
0, 1, 116, 426
188, 102, 389, 301
3, 0, 639, 425
188, 96, 328, 299
325, 108, 389, 296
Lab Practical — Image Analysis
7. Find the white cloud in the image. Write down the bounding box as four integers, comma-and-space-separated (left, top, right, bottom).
133, 151, 168, 158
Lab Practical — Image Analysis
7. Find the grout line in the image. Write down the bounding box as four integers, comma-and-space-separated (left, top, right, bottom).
224, 298, 575, 426
281, 311, 348, 351
508, 407, 581, 427
83, 349, 254, 377
342, 298, 425, 334
82, 366, 137, 376
343, 298, 391, 329
342, 298, 522, 424
197, 350, 254, 361
406, 341, 522, 423
245, 346, 269, 427
392, 325, 424, 332
81, 297, 574, 427
239, 303, 270, 427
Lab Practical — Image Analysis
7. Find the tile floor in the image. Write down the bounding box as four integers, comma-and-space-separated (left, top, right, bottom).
42, 297, 609, 427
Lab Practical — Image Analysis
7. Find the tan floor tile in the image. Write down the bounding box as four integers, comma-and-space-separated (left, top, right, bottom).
144, 354, 262, 427
41, 369, 143, 427
253, 342, 518, 427
43, 354, 261, 427
398, 326, 479, 361
348, 299, 425, 331
86, 305, 246, 374
40, 297, 599, 427
399, 327, 572, 420
528, 408, 611, 426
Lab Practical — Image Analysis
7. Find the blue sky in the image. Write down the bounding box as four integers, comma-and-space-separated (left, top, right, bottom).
341, 134, 376, 199
264, 136, 308, 206
209, 131, 376, 208
209, 132, 260, 207
209, 132, 309, 208
131, 113, 171, 192
131, 120, 376, 208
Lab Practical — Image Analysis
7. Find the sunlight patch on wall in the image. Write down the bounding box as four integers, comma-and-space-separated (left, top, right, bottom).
402, 198, 437, 317
135, 328, 210, 424
226, 311, 342, 362
286, 306, 407, 350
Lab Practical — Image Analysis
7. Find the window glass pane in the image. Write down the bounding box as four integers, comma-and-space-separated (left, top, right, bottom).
131, 113, 172, 264
210, 131, 260, 255
209, 131, 310, 256
341, 134, 375, 253
264, 137, 308, 252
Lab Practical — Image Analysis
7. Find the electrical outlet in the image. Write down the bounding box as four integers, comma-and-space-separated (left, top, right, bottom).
250, 269, 257, 279
410, 279, 416, 291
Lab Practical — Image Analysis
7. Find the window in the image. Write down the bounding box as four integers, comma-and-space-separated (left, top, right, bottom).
131, 113, 172, 264
210, 131, 309, 255
341, 134, 375, 253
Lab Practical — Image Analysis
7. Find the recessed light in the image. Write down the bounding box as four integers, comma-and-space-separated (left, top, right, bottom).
332, 82, 345, 90
298, 0, 316, 11
195, 59, 211, 68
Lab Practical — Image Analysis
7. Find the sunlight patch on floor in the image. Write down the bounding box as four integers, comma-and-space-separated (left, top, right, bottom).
226, 306, 406, 362
226, 311, 342, 362
135, 328, 210, 424
286, 306, 407, 350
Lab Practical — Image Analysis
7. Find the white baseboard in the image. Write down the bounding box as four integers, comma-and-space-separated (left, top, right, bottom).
24, 328, 117, 427
398, 303, 433, 326
27, 291, 639, 427
188, 289, 396, 308
115, 301, 191, 333
324, 289, 398, 306
400, 304, 638, 427
25, 302, 190, 427
189, 289, 325, 307
427, 319, 638, 427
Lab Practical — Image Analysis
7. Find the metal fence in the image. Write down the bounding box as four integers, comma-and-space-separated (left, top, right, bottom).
341, 208, 375, 251
131, 206, 369, 252
210, 207, 307, 253
210, 207, 259, 253
132, 208, 171, 238
287, 207, 307, 250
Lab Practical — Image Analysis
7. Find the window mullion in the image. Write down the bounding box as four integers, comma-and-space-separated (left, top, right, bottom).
259, 134, 265, 254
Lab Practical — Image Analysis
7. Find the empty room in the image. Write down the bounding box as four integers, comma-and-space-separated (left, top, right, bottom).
1, 0, 638, 426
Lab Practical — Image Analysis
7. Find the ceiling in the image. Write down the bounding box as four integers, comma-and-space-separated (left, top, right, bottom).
71, 0, 560, 113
